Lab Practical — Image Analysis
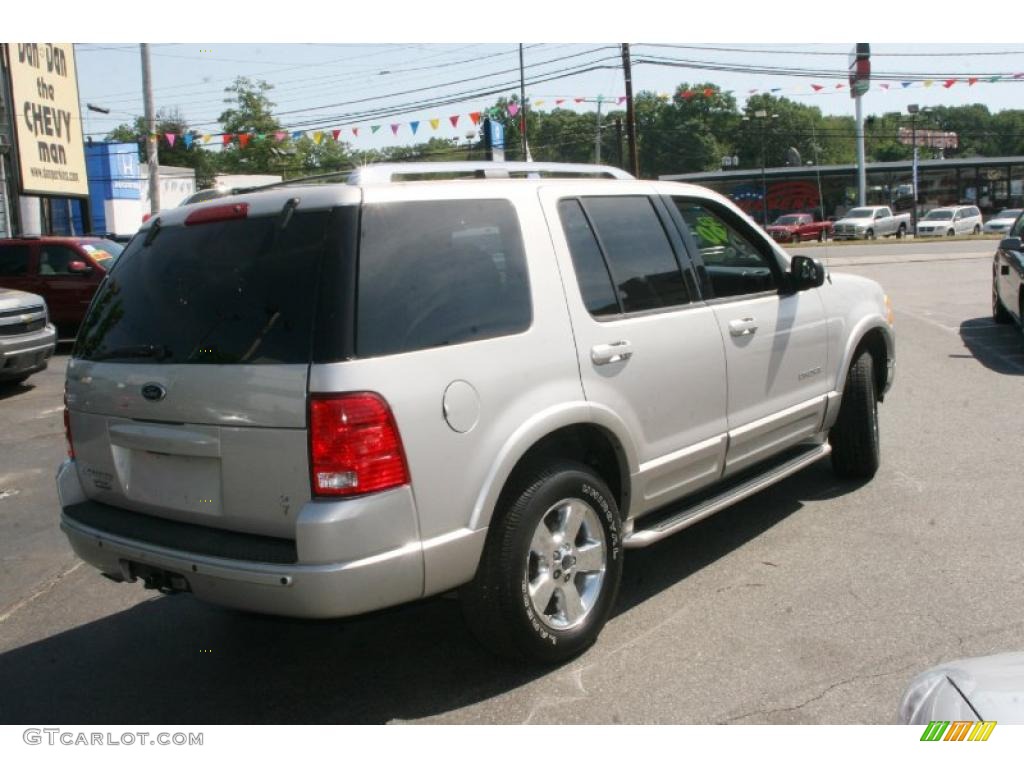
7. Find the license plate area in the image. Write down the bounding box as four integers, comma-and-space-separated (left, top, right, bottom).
115, 448, 222, 516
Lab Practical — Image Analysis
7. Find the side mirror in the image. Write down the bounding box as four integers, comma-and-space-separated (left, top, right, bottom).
67, 260, 93, 274
790, 255, 825, 291
999, 237, 1022, 252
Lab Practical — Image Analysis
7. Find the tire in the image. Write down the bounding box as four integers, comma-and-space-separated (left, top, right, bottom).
896, 224, 906, 239
829, 351, 880, 479
866, 229, 875, 240
973, 224, 981, 235
947, 228, 955, 237
993, 284, 1012, 324
461, 461, 623, 663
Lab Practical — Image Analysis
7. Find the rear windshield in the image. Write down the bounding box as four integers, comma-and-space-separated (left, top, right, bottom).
74, 210, 330, 364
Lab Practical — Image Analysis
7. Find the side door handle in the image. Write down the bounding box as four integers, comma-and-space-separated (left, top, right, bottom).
728, 317, 758, 337
591, 340, 633, 365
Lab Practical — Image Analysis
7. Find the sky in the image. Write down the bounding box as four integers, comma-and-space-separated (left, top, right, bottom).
9, 3, 1024, 155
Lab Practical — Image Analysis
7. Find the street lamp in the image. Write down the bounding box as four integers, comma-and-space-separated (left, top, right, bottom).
743, 109, 779, 226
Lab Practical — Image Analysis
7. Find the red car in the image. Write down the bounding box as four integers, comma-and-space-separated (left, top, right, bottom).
0, 236, 124, 336
765, 213, 833, 244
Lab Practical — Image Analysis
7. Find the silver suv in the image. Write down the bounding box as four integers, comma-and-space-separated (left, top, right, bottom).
0, 288, 56, 384
57, 162, 895, 662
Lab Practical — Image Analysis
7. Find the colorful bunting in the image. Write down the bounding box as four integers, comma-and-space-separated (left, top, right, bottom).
352, 128, 359, 137
371, 125, 381, 134
222, 134, 231, 146
617, 96, 626, 104
943, 79, 956, 88
410, 121, 420, 135
508, 103, 520, 117
555, 99, 565, 106
291, 131, 303, 141
332, 129, 341, 141
429, 118, 440, 131
880, 83, 890, 90
313, 131, 323, 144
238, 133, 250, 148
183, 134, 193, 149
811, 84, 824, 92
165, 133, 176, 147
703, 88, 715, 98
275, 131, 287, 142
901, 82, 912, 88
681, 90, 695, 101
968, 77, 979, 86
924, 79, 934, 87
449, 115, 460, 128
469, 112, 481, 125
390, 124, 400, 135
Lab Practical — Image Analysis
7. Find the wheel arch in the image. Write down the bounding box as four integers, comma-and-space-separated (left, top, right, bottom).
838, 321, 893, 401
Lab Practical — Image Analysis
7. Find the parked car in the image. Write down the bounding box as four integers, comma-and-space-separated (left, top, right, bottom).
56, 161, 895, 663
916, 205, 983, 238
992, 211, 1024, 330
832, 206, 910, 240
983, 208, 1023, 235
899, 652, 1024, 725
765, 212, 833, 243
0, 287, 57, 384
0, 236, 124, 336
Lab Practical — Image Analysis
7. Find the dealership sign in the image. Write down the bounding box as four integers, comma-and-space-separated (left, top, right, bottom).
4, 44, 88, 197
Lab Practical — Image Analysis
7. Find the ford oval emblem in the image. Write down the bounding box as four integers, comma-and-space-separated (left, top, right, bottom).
141, 383, 166, 402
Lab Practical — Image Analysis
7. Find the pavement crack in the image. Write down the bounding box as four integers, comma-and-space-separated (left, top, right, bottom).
0, 561, 83, 624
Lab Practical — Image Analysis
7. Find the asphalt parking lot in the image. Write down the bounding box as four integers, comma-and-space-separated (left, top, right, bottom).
1, 238, 1021, 724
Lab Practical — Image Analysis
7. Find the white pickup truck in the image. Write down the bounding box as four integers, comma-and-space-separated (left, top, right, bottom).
832, 206, 911, 240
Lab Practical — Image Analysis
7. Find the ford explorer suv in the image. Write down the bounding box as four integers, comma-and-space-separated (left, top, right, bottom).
832, 206, 910, 240
0, 287, 56, 384
0, 236, 124, 336
57, 162, 895, 663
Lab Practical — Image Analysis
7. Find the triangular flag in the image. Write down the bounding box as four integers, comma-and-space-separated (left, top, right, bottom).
508, 103, 520, 117
352, 128, 359, 137
390, 124, 400, 135
429, 118, 440, 130
703, 88, 714, 97
770, 88, 782, 93
924, 79, 934, 87
410, 121, 419, 135
574, 98, 584, 104
880, 84, 890, 90
1014, 73, 1024, 79
275, 131, 287, 142
332, 129, 341, 141
811, 84, 824, 92
256, 133, 265, 142
618, 96, 626, 104
469, 112, 481, 125
201, 134, 211, 144
535, 99, 545, 107
292, 131, 303, 141
449, 115, 460, 128
238, 133, 250, 148
988, 76, 1000, 83
371, 125, 381, 134
901, 81, 912, 88
968, 77, 979, 86
658, 93, 670, 101
681, 90, 695, 101
165, 133, 176, 147
555, 99, 565, 106
943, 79, 956, 89
222, 134, 232, 146
749, 89, 758, 94
313, 131, 323, 144
183, 134, 193, 149
836, 84, 845, 90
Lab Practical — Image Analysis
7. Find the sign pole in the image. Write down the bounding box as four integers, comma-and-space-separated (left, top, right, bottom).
855, 94, 866, 206
141, 43, 160, 214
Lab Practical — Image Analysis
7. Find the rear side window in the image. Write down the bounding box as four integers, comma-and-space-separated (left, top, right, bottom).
357, 199, 531, 357
565, 196, 690, 314
75, 210, 331, 364
0, 245, 31, 276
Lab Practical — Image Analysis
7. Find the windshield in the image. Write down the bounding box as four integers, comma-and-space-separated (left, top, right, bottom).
74, 210, 331, 364
995, 209, 1023, 219
845, 208, 875, 218
923, 210, 953, 220
773, 215, 802, 225
79, 239, 124, 266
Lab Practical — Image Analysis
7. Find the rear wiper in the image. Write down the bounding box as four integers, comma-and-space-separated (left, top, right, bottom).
89, 344, 172, 362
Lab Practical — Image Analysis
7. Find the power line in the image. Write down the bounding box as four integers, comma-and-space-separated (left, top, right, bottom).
637, 44, 1024, 58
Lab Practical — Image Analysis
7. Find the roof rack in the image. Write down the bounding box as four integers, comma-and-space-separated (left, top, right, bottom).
347, 162, 634, 184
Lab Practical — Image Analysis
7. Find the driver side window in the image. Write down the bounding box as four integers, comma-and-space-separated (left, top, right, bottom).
672, 199, 779, 299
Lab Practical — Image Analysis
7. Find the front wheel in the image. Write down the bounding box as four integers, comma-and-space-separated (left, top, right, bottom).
947, 228, 956, 237
462, 462, 623, 663
830, 351, 880, 479
866, 229, 875, 240
896, 224, 906, 239
973, 224, 981, 235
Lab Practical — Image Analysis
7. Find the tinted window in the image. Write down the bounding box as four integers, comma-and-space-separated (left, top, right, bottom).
580, 196, 689, 313
0, 245, 31, 276
75, 210, 331, 364
672, 198, 779, 299
39, 245, 80, 275
557, 199, 619, 316
357, 200, 530, 357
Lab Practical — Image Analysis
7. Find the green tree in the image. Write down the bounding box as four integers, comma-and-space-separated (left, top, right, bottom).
105, 108, 216, 187
217, 77, 284, 175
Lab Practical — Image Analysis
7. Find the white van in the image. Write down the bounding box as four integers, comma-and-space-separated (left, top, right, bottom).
916, 205, 983, 237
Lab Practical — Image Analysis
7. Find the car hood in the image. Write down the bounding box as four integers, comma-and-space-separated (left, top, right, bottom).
898, 652, 1024, 724
0, 287, 45, 312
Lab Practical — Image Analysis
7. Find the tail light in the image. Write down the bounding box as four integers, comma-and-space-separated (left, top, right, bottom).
309, 393, 409, 497
63, 397, 75, 460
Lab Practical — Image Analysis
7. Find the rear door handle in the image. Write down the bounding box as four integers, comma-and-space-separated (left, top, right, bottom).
591, 340, 633, 365
728, 317, 758, 337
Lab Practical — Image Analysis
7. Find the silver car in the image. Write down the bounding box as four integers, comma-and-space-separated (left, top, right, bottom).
58, 162, 895, 662
0, 288, 56, 384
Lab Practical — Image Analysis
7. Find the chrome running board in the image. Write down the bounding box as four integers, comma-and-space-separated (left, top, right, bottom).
623, 442, 831, 549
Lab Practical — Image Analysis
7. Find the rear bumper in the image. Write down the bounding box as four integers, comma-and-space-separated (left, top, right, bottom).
56, 459, 427, 618
0, 324, 56, 380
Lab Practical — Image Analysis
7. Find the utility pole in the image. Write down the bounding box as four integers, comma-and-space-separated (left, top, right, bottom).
518, 44, 529, 160
621, 44, 639, 178
908, 104, 920, 234
141, 43, 160, 214
855, 95, 866, 206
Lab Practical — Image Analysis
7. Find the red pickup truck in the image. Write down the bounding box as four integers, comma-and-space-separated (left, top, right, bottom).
765, 213, 833, 244
0, 236, 124, 336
